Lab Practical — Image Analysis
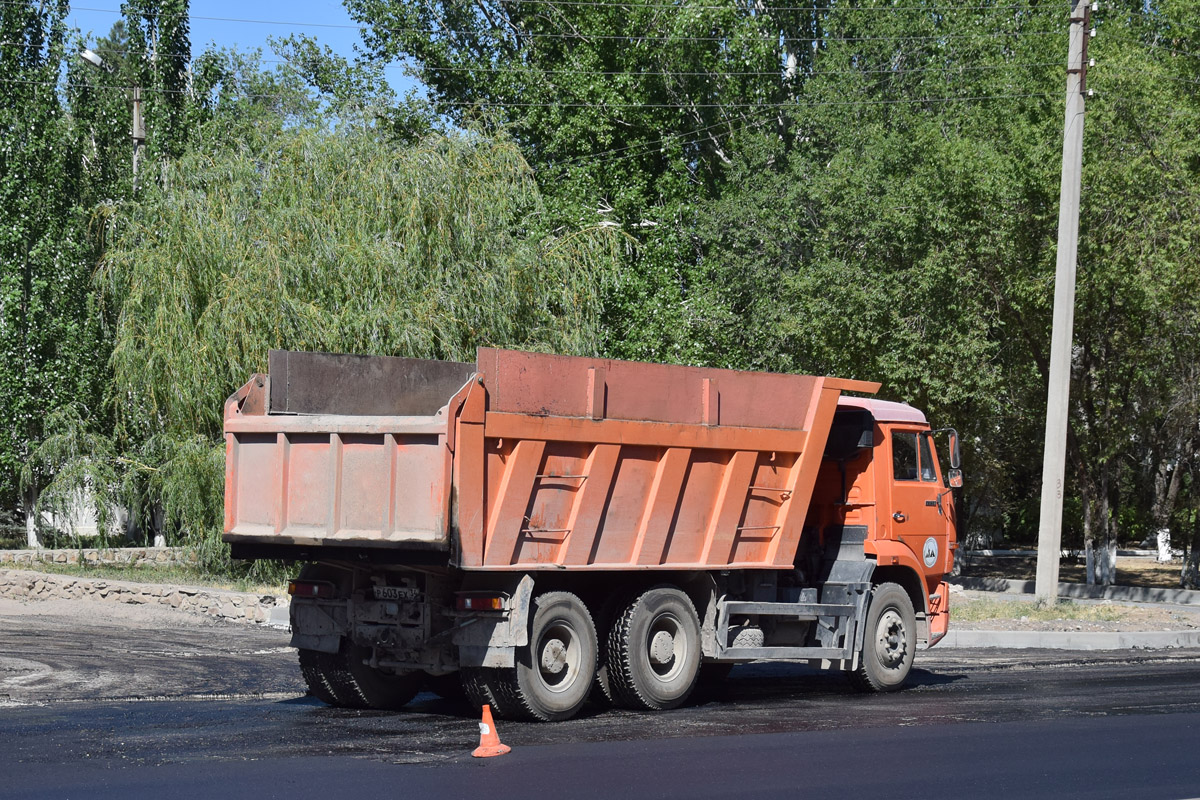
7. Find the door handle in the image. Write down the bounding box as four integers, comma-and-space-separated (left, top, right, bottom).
893, 512, 907, 523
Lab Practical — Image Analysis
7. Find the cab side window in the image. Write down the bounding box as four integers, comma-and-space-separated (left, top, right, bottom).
892, 431, 919, 481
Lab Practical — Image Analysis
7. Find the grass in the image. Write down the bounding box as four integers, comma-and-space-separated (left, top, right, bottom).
954, 595, 1128, 623
0, 530, 26, 550
1, 560, 287, 595
960, 555, 1185, 589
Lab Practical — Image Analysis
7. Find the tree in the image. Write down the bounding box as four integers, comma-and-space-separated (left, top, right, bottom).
93, 119, 621, 566
0, 1, 109, 546
348, 0, 1200, 571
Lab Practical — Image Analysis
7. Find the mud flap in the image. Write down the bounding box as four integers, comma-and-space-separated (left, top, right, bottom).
926, 580, 950, 647
453, 574, 535, 668
290, 603, 342, 653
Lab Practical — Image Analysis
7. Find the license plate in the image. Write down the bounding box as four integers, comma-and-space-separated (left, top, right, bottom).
373, 585, 419, 601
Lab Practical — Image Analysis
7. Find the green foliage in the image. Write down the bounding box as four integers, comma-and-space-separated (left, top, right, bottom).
22, 405, 122, 546
99, 123, 621, 440
0, 1, 110, 526
350, 0, 1200, 560
7, 0, 1200, 591
88, 117, 620, 573
122, 0, 191, 159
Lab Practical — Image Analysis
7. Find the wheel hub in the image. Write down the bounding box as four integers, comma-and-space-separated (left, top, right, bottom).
875, 610, 908, 669
649, 630, 676, 665
541, 638, 568, 674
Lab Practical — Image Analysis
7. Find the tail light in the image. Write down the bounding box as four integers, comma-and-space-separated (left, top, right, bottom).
288, 580, 335, 599
456, 593, 506, 612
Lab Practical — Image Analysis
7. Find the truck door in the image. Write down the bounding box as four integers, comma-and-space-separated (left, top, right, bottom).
886, 428, 951, 577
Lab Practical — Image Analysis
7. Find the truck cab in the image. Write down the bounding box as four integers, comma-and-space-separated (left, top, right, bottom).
806, 398, 957, 650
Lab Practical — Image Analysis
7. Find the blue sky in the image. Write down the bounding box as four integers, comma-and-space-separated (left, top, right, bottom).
67, 1, 420, 94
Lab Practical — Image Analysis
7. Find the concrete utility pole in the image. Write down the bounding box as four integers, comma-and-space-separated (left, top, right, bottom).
1035, 0, 1094, 602
131, 85, 145, 189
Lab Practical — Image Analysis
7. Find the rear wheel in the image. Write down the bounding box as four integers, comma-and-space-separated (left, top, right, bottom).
850, 582, 916, 692
464, 592, 597, 722
606, 586, 701, 710
298, 641, 423, 710
298, 648, 342, 705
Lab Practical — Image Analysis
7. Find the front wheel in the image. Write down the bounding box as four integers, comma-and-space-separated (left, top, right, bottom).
850, 582, 916, 692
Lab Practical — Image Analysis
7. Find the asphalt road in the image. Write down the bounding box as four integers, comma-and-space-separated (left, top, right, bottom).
4, 600, 1200, 799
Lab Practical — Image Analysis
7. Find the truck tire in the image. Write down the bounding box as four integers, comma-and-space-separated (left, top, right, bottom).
606, 586, 701, 711
590, 590, 630, 706
341, 642, 424, 710
298, 642, 423, 710
472, 592, 597, 722
297, 648, 344, 705
462, 668, 503, 715
850, 582, 916, 693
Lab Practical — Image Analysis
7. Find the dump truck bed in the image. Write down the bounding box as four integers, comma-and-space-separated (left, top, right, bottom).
223, 349, 878, 570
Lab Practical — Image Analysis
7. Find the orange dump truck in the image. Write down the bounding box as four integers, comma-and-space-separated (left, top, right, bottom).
224, 348, 961, 721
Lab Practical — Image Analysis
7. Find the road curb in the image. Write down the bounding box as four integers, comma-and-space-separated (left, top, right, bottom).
940, 629, 1200, 650
950, 576, 1200, 606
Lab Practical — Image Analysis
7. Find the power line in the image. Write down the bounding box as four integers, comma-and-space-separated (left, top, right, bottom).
1120, 9, 1200, 39
0, 75, 1057, 109
426, 91, 1058, 108
3, 27, 1066, 65
1095, 94, 1200, 117
567, 115, 747, 164
1107, 35, 1200, 65
2, 37, 1060, 80
296, 27, 1066, 45
1100, 66, 1200, 88
417, 60, 1061, 78
0, 76, 309, 103
571, 89, 1057, 171
397, 0, 1062, 11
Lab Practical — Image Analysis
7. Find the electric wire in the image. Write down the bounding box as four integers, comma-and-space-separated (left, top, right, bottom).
0, 75, 1059, 109
1106, 35, 1200, 65
0, 38, 1065, 84
3, 26, 1067, 62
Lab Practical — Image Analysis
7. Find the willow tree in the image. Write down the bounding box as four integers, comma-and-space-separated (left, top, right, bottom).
95, 121, 621, 565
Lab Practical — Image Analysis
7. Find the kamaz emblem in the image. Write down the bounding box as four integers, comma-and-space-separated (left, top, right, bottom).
922, 537, 939, 568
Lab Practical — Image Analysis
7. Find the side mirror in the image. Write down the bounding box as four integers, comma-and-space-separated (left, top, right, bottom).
928, 427, 963, 487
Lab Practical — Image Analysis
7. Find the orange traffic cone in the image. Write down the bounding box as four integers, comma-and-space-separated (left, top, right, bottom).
472, 704, 511, 758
